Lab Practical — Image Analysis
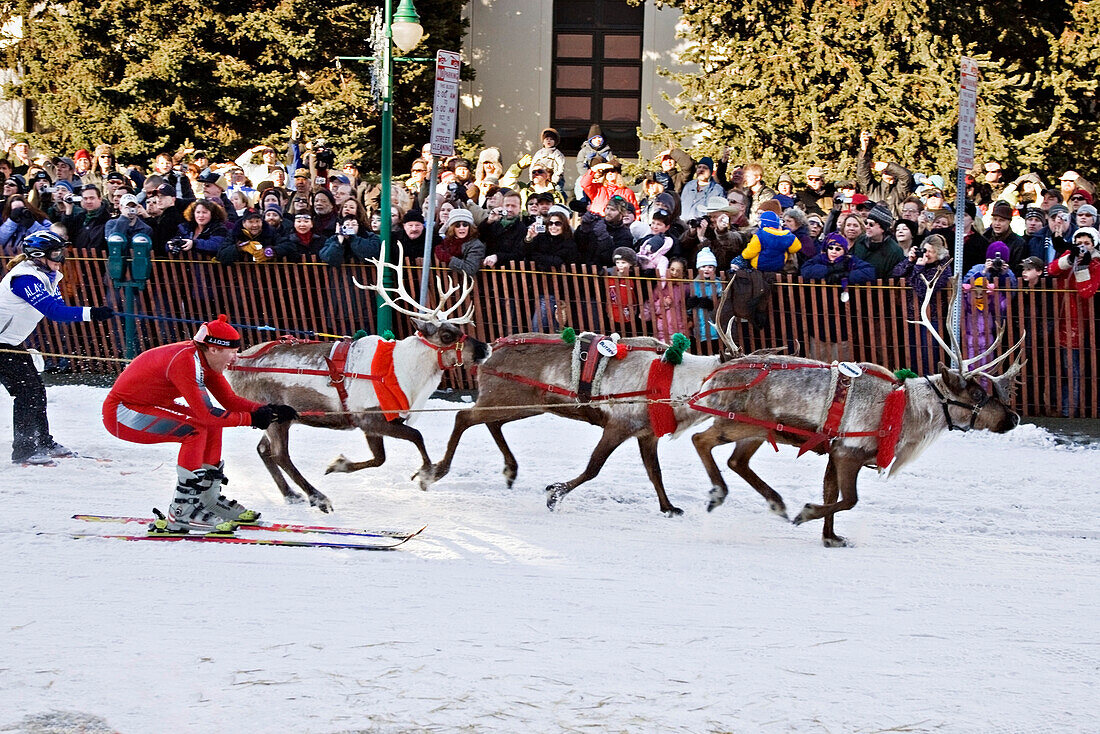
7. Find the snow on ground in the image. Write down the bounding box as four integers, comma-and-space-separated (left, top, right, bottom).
1, 385, 1098, 734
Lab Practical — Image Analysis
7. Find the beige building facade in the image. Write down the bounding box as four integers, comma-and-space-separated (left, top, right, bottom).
460, 0, 689, 174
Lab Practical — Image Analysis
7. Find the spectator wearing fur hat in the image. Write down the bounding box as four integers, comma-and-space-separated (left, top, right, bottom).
856, 131, 915, 217
82, 144, 131, 193
474, 148, 504, 188
850, 202, 904, 279
680, 156, 725, 221
735, 210, 800, 273
983, 200, 1027, 271
530, 129, 566, 188
319, 213, 382, 268
434, 208, 486, 277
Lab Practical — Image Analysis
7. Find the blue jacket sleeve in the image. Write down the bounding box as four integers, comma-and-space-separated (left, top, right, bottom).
10, 275, 88, 322
847, 257, 878, 285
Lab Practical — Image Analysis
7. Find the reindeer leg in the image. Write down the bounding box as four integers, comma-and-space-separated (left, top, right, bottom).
820, 458, 843, 547
428, 407, 540, 487
637, 433, 681, 516
267, 422, 333, 513
327, 434, 385, 474
370, 419, 433, 489
486, 421, 520, 488
546, 424, 632, 512
692, 423, 733, 511
257, 431, 306, 505
792, 454, 861, 547
726, 438, 789, 520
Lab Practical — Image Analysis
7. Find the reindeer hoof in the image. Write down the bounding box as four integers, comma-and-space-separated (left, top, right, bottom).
545, 483, 567, 511
823, 536, 850, 548
284, 493, 307, 506
310, 495, 334, 513
706, 487, 727, 512
791, 503, 816, 526
663, 506, 684, 517
412, 466, 432, 490
768, 500, 789, 520
326, 454, 351, 474
503, 466, 517, 488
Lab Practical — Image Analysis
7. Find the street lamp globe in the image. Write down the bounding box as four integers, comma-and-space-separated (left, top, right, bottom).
391, 0, 423, 53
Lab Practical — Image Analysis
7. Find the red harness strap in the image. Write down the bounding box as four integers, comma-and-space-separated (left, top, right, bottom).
324, 339, 357, 426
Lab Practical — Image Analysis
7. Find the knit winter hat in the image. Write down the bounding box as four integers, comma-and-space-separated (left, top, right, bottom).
1072, 189, 1094, 205
697, 156, 714, 172
867, 202, 895, 229
194, 314, 241, 349
74, 149, 91, 162
1077, 204, 1097, 217
612, 246, 637, 265
264, 202, 283, 215
1024, 206, 1046, 221
402, 209, 424, 224
1074, 226, 1098, 246
695, 247, 718, 269
445, 207, 475, 229
823, 232, 850, 252
986, 241, 1010, 261
759, 211, 782, 229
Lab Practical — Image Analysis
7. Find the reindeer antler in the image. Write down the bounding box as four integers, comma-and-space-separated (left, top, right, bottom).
354, 240, 475, 324
710, 276, 743, 359
908, 275, 1026, 378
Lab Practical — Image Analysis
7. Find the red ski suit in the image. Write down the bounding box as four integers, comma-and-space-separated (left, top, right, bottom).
102, 342, 262, 469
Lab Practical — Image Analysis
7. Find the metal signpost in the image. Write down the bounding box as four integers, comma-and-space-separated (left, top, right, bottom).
420, 50, 462, 305
951, 56, 979, 365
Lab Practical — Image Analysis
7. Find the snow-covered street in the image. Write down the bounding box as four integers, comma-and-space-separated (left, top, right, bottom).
2, 385, 1098, 733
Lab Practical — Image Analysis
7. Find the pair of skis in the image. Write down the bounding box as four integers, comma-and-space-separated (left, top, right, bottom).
68, 514, 427, 551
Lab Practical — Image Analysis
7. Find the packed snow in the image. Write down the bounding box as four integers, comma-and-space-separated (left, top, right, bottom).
1, 384, 1098, 733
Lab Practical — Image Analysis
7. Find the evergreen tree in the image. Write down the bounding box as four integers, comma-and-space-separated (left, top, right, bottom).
0, 0, 469, 170
648, 0, 1091, 184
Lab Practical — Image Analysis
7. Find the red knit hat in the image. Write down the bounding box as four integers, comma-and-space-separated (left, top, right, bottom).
74, 149, 91, 162
193, 314, 241, 348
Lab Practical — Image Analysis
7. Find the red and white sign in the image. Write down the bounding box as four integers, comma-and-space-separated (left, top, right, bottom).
430, 51, 462, 157
957, 56, 978, 170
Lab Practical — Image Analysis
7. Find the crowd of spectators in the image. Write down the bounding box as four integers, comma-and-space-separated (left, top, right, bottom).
2, 123, 1097, 349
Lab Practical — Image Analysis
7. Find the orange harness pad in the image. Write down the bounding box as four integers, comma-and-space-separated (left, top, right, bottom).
370, 341, 411, 421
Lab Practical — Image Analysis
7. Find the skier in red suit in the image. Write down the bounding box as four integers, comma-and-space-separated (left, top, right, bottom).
102, 315, 297, 533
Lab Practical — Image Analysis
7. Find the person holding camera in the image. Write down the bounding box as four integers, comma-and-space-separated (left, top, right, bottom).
434, 208, 486, 277
0, 195, 52, 256
172, 199, 229, 259
217, 209, 284, 265
856, 131, 914, 217
983, 201, 1027, 271
63, 185, 112, 252
1047, 226, 1099, 416
105, 192, 153, 247
1, 231, 115, 465
319, 213, 382, 268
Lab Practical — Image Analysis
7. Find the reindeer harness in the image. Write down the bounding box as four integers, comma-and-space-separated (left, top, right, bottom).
923, 376, 990, 432
230, 333, 463, 424
479, 334, 664, 405
688, 361, 908, 467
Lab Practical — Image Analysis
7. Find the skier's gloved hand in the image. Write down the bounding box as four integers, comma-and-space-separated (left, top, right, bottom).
90, 306, 115, 321
250, 405, 276, 429
271, 404, 299, 423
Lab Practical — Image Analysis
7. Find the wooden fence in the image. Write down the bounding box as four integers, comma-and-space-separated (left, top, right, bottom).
13, 251, 1098, 419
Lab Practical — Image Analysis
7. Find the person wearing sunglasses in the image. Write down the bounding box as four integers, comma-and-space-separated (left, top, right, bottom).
0, 231, 115, 465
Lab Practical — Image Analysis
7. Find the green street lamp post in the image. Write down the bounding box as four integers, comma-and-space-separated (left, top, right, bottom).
376, 0, 424, 335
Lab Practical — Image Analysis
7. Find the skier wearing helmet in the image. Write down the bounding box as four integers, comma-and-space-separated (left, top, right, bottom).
0, 231, 116, 464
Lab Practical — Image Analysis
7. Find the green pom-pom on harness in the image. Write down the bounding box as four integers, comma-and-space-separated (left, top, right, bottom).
893, 368, 918, 381
352, 329, 369, 341
662, 332, 690, 366
381, 329, 395, 341
561, 327, 576, 344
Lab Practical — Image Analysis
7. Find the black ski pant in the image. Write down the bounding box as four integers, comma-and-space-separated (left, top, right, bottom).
0, 343, 52, 462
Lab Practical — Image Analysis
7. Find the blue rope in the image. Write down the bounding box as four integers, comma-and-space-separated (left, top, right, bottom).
116, 312, 320, 338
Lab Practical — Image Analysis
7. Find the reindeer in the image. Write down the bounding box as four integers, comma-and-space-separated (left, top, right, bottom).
226, 250, 490, 512
689, 284, 1024, 546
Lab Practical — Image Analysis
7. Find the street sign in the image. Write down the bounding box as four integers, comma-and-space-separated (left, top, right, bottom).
957, 56, 978, 171
430, 50, 462, 157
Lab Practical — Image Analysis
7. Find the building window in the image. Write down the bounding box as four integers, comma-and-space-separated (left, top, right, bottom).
551, 0, 644, 157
